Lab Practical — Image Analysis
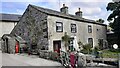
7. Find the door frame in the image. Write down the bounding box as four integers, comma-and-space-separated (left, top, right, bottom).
53, 40, 61, 53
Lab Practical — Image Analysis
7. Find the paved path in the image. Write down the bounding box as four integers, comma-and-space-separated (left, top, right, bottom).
2, 53, 31, 66
2, 53, 62, 66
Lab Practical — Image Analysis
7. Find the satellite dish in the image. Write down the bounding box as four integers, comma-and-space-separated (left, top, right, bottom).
113, 44, 118, 49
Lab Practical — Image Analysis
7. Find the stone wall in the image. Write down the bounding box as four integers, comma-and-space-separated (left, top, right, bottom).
1, 37, 16, 53
11, 5, 48, 50
8, 37, 16, 53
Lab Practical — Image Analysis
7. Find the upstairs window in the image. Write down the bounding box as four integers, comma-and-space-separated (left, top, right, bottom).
88, 25, 92, 33
71, 24, 77, 33
56, 22, 63, 32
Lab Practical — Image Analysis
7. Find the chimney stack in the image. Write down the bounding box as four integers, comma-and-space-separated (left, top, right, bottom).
75, 8, 82, 18
60, 4, 68, 14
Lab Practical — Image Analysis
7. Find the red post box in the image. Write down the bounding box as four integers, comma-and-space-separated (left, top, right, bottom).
15, 42, 19, 53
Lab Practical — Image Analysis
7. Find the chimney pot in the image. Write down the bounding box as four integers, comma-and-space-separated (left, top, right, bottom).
60, 4, 68, 14
78, 8, 80, 11
75, 8, 82, 17
63, 4, 65, 7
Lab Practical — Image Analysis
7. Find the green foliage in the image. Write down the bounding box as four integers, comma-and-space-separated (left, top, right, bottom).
102, 53, 118, 58
106, 2, 118, 11
61, 32, 70, 51
62, 32, 70, 42
106, 1, 120, 46
83, 44, 92, 50
92, 46, 100, 57
109, 49, 120, 53
82, 43, 92, 54
96, 19, 104, 23
81, 49, 92, 54
50, 52, 59, 61
94, 46, 100, 51
101, 49, 119, 58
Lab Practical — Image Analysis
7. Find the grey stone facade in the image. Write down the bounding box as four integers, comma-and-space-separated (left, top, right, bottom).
10, 4, 107, 52
11, 5, 48, 50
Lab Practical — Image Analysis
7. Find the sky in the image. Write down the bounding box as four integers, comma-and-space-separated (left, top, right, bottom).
0, 0, 115, 25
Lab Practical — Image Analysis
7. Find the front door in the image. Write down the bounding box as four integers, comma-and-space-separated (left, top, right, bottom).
53, 40, 61, 53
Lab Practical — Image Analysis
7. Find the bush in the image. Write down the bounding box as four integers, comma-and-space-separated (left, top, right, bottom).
109, 49, 120, 53
81, 49, 92, 54
101, 49, 119, 58
50, 52, 60, 61
81, 44, 92, 54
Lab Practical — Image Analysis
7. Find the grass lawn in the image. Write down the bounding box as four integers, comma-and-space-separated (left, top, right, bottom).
101, 49, 120, 58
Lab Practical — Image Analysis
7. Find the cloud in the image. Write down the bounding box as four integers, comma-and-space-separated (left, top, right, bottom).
1, 0, 112, 25
16, 9, 24, 14
82, 7, 102, 15
66, 1, 111, 24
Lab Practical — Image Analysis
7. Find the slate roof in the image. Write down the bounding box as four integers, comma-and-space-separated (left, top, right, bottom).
0, 13, 21, 22
30, 4, 106, 26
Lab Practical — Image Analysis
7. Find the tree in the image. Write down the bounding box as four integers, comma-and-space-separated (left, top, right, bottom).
61, 32, 70, 51
96, 19, 104, 23
106, 1, 120, 47
82, 44, 92, 54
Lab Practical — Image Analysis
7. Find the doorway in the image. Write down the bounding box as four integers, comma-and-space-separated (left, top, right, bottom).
53, 40, 61, 53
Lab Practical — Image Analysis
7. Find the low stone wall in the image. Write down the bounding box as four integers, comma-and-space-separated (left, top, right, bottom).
38, 50, 59, 61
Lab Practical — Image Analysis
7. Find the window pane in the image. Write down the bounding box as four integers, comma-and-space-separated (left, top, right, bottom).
56, 23, 62, 26
56, 22, 63, 32
57, 26, 62, 31
71, 24, 76, 33
88, 38, 93, 47
88, 25, 92, 33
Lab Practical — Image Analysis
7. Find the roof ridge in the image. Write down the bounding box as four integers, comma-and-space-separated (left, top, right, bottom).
0, 13, 21, 22
0, 13, 21, 16
29, 4, 106, 26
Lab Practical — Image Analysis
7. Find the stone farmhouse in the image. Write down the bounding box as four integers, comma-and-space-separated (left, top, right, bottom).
10, 4, 107, 53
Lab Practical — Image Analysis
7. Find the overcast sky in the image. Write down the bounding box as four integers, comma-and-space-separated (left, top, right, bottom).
0, 0, 114, 25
